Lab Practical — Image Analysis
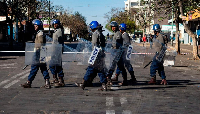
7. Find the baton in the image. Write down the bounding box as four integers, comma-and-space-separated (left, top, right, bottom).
23, 65, 29, 70
143, 60, 153, 69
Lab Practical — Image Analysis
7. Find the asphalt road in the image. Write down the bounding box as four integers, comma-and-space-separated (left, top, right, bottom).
0, 43, 200, 114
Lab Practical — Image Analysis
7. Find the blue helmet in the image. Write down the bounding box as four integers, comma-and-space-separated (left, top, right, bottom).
110, 21, 118, 27
32, 19, 43, 29
153, 24, 161, 31
51, 19, 60, 25
119, 23, 127, 31
90, 21, 99, 30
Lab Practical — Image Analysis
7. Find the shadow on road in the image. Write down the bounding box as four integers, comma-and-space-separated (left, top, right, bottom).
0, 57, 17, 60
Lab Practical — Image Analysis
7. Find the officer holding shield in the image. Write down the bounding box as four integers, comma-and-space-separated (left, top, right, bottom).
78, 21, 107, 91
148, 24, 167, 85
49, 19, 65, 87
21, 19, 51, 89
112, 23, 137, 85
106, 21, 127, 86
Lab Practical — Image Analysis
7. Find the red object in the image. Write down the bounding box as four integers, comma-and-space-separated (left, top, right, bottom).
143, 36, 147, 42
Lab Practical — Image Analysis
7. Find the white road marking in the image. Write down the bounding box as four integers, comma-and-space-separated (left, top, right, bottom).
19, 73, 29, 79
1, 67, 17, 69
3, 80, 20, 88
3, 73, 29, 88
0, 80, 10, 86
120, 97, 128, 105
110, 87, 119, 90
11, 69, 30, 79
122, 110, 132, 114
106, 97, 114, 107
0, 69, 30, 88
0, 63, 16, 66
106, 110, 115, 114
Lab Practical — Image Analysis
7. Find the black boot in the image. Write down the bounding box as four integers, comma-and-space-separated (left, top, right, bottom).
87, 77, 94, 87
81, 79, 87, 90
130, 71, 137, 84
121, 75, 128, 86
21, 81, 31, 88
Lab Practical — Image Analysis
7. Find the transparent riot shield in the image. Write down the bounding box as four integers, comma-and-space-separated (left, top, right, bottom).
163, 46, 177, 66
74, 38, 93, 65
25, 42, 62, 66
129, 42, 147, 67
130, 38, 177, 68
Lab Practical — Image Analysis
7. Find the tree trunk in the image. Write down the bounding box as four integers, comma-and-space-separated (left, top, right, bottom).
178, 0, 199, 59
174, 5, 180, 54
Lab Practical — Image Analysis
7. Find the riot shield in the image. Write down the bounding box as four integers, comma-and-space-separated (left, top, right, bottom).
25, 42, 62, 66
73, 38, 93, 65
131, 38, 177, 68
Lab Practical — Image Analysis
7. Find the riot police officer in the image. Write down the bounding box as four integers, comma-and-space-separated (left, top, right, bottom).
21, 19, 51, 89
148, 24, 167, 85
49, 19, 65, 87
106, 21, 127, 86
78, 21, 107, 91
112, 23, 137, 85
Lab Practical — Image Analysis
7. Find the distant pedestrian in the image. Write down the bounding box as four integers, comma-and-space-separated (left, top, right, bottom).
149, 34, 153, 49
164, 35, 168, 46
198, 35, 200, 49
142, 35, 147, 47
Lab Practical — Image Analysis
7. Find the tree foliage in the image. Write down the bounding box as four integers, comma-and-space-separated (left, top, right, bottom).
57, 11, 88, 38
139, 0, 200, 59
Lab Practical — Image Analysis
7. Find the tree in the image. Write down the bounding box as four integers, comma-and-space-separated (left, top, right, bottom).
139, 0, 200, 59
104, 8, 137, 34
178, 0, 200, 59
58, 11, 88, 39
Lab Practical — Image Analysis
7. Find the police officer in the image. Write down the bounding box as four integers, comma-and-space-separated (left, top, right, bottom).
148, 24, 167, 85
112, 23, 137, 85
21, 19, 51, 89
49, 19, 65, 87
106, 21, 127, 86
79, 21, 107, 91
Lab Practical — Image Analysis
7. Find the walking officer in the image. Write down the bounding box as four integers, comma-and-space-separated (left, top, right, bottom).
49, 19, 65, 87
106, 21, 127, 86
21, 19, 51, 89
112, 23, 137, 85
78, 21, 107, 91
148, 24, 167, 85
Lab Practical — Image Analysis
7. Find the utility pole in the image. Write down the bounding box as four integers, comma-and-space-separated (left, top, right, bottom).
8, 0, 13, 49
48, 0, 50, 35
171, 0, 174, 46
15, 0, 18, 42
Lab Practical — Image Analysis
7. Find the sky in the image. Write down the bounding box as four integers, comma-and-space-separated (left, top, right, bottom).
51, 0, 125, 35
